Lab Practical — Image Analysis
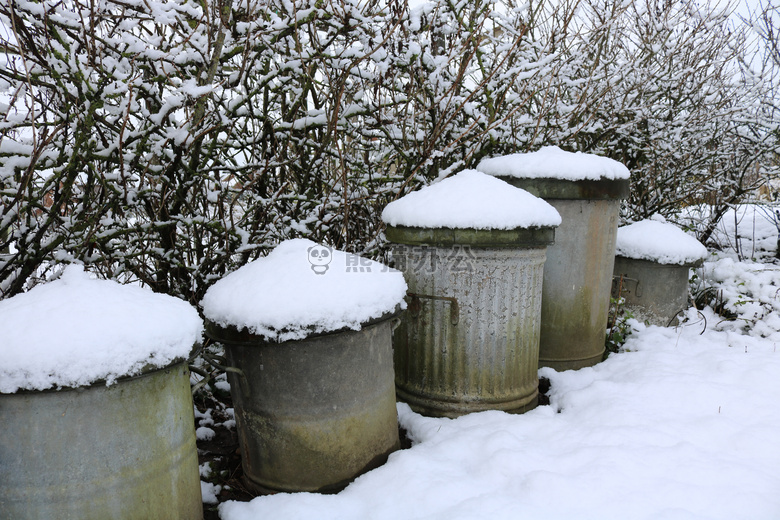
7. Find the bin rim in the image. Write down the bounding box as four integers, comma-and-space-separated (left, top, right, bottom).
205, 306, 403, 347
497, 176, 630, 200
1, 357, 191, 396
614, 254, 704, 268
385, 224, 555, 247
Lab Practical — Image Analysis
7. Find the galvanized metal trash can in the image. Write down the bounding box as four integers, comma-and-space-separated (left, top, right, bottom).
478, 147, 630, 371
206, 315, 400, 494
0, 266, 204, 520
613, 219, 708, 327
200, 239, 408, 494
382, 170, 561, 418
1, 362, 202, 520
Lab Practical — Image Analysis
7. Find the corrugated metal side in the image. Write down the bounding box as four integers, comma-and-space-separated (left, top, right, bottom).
393, 245, 546, 417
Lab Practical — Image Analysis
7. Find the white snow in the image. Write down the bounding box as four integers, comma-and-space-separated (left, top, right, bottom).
696, 257, 780, 340
200, 239, 407, 342
216, 205, 780, 520
616, 219, 709, 265
218, 311, 780, 520
381, 169, 561, 230
201, 481, 222, 505
196, 427, 216, 441
0, 265, 203, 393
477, 146, 631, 181
214, 380, 231, 392
706, 205, 779, 261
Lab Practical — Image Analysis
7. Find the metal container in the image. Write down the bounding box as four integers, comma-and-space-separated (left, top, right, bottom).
387, 225, 554, 418
613, 256, 701, 327
497, 178, 630, 371
0, 361, 202, 520
206, 315, 400, 494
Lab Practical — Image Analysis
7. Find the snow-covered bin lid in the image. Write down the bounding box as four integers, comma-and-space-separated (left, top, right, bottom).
200, 239, 408, 343
615, 219, 708, 266
381, 169, 561, 232
476, 146, 630, 181
0, 265, 203, 394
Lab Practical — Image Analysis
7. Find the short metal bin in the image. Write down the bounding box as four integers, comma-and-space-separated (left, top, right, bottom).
383, 169, 560, 417
613, 219, 708, 326
0, 266, 203, 520
207, 315, 400, 494
201, 239, 407, 494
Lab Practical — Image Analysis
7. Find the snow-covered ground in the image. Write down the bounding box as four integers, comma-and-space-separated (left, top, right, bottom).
213, 206, 780, 520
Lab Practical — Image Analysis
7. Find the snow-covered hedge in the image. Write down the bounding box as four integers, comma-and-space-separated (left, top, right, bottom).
0, 0, 775, 300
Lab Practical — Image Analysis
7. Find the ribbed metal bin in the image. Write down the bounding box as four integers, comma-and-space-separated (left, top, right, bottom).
206, 315, 400, 494
613, 256, 701, 327
0, 361, 202, 520
387, 226, 553, 418
497, 178, 629, 371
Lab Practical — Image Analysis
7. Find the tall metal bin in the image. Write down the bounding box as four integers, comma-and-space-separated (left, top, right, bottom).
479, 147, 630, 371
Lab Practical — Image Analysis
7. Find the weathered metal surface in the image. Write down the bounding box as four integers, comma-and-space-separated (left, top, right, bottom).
205, 308, 401, 346
213, 317, 399, 494
0, 361, 202, 520
408, 292, 460, 325
613, 256, 696, 327
498, 176, 626, 371
535, 198, 620, 370
386, 224, 555, 247
392, 244, 547, 418
500, 177, 630, 200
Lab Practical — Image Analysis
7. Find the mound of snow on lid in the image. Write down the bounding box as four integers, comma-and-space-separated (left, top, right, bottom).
0, 265, 203, 393
381, 169, 561, 229
616, 219, 708, 265
477, 146, 630, 181
200, 239, 407, 342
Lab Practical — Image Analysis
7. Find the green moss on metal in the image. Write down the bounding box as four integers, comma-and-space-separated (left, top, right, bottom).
537, 283, 607, 371
385, 225, 555, 247
0, 362, 202, 520
498, 177, 630, 200
238, 390, 399, 494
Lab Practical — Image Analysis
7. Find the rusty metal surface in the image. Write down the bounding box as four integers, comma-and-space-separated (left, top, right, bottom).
0, 362, 202, 520
613, 256, 695, 327
392, 244, 547, 418
217, 318, 399, 494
